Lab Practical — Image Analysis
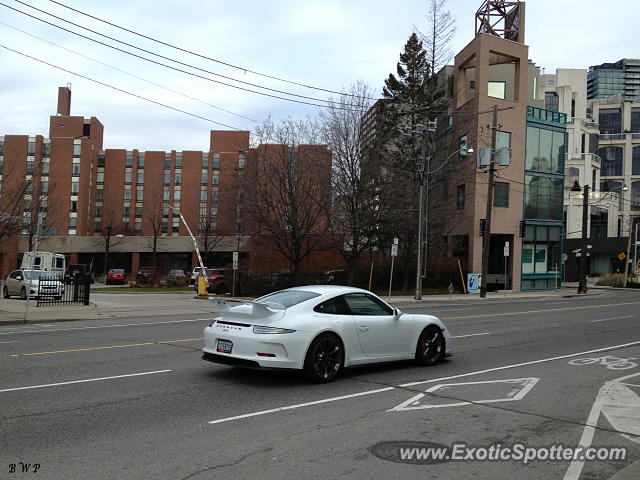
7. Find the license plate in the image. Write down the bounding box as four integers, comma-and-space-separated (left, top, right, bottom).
216, 339, 233, 353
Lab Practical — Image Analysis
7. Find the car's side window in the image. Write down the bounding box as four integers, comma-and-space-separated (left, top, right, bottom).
343, 293, 393, 316
9, 271, 20, 279
313, 296, 351, 315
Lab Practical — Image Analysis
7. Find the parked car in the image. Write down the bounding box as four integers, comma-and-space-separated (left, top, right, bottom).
136, 267, 156, 285
65, 264, 95, 284
106, 268, 127, 285
3, 269, 65, 300
203, 286, 451, 383
192, 268, 227, 293
167, 269, 187, 286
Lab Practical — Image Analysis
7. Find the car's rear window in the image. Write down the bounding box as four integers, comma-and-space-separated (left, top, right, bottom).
256, 290, 320, 308
110, 269, 124, 273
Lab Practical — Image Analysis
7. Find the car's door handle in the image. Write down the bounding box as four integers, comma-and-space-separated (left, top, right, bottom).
358, 326, 369, 332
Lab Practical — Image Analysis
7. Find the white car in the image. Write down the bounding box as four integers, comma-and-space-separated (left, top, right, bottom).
202, 285, 451, 382
3, 270, 65, 300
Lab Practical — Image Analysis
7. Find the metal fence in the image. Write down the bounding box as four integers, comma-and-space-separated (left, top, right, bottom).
37, 274, 91, 306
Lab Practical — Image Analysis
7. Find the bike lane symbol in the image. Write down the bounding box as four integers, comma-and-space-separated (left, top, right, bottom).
568, 355, 637, 370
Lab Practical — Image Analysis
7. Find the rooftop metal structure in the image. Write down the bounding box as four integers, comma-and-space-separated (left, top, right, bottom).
476, 1, 523, 42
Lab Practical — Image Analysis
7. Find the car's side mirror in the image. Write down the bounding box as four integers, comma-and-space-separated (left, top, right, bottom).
393, 308, 402, 318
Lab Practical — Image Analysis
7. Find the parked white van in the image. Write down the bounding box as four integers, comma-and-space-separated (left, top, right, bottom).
20, 251, 66, 278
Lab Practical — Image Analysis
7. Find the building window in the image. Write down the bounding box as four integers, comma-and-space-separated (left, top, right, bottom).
173, 190, 181, 201
164, 156, 171, 170
137, 172, 144, 185
458, 135, 468, 157
632, 181, 640, 211
521, 225, 562, 287
69, 217, 77, 228
544, 92, 559, 112
96, 188, 103, 201
0, 140, 4, 156
524, 175, 564, 220
201, 173, 208, 185
211, 206, 217, 217
70, 200, 77, 213
599, 146, 623, 177
73, 143, 81, 158
26, 160, 34, 175
202, 154, 209, 169
123, 206, 130, 217
200, 189, 207, 201
213, 154, 220, 169
42, 143, 51, 157
135, 220, 141, 232
72, 163, 80, 177
212, 174, 219, 185
98, 154, 105, 167
71, 182, 79, 195
488, 81, 506, 99
138, 154, 145, 169
137, 190, 143, 202
174, 173, 181, 185
238, 155, 246, 169
41, 180, 48, 194
175, 154, 182, 169
199, 205, 207, 217
95, 205, 102, 217
125, 153, 133, 167
27, 141, 36, 156
135, 206, 142, 217
41, 161, 49, 176
163, 189, 170, 201
211, 191, 218, 203
599, 109, 622, 134
94, 221, 101, 233
631, 108, 640, 133
494, 182, 509, 208
125, 171, 132, 184
124, 189, 131, 201
456, 184, 465, 210
633, 147, 640, 176
525, 126, 565, 174
172, 220, 180, 232
164, 173, 170, 186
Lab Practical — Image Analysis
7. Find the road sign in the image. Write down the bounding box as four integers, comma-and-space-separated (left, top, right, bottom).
391, 244, 398, 257
503, 241, 510, 257
393, 237, 399, 245
232, 251, 238, 270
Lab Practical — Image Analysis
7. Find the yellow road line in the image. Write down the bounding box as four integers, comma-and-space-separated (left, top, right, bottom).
443, 301, 640, 320
10, 338, 204, 357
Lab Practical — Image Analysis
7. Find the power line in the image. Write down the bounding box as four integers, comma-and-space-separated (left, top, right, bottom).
0, 20, 259, 124
48, 0, 378, 101
0, 43, 247, 132
2, 1, 362, 111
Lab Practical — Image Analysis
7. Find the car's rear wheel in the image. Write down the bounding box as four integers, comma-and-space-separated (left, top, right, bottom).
415, 325, 445, 366
304, 333, 344, 383
2, 285, 9, 299
20, 287, 27, 300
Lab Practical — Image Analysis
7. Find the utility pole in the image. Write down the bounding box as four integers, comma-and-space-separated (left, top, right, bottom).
623, 215, 634, 287
479, 105, 499, 298
577, 184, 589, 294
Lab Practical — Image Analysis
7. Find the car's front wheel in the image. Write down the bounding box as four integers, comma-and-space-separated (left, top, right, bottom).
415, 325, 445, 366
2, 285, 9, 299
20, 287, 27, 300
304, 333, 344, 383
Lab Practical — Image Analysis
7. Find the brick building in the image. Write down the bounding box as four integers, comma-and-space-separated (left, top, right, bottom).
0, 87, 333, 279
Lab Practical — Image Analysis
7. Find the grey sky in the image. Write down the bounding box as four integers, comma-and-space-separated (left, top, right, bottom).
0, 0, 636, 151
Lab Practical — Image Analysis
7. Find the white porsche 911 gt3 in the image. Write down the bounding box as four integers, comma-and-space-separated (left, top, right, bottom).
202, 285, 452, 382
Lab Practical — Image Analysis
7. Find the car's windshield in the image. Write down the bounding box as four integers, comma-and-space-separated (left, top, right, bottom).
110, 269, 124, 274
256, 290, 320, 308
23, 271, 48, 280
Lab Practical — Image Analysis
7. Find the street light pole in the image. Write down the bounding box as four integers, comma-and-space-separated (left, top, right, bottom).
578, 183, 590, 294
480, 106, 499, 299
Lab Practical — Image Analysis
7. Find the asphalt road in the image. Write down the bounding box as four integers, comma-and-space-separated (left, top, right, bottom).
2, 290, 640, 479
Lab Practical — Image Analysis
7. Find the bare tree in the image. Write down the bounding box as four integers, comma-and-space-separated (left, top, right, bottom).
92, 189, 128, 278
318, 81, 381, 285
198, 214, 224, 266
249, 117, 331, 282
0, 176, 30, 244
416, 0, 456, 76
144, 182, 165, 267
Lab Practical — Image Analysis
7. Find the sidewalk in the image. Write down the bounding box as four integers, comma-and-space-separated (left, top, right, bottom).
0, 286, 603, 326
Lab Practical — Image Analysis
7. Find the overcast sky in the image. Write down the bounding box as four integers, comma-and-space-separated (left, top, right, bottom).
0, 0, 637, 152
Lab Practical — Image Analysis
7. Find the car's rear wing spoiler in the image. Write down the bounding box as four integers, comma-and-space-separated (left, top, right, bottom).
209, 297, 286, 320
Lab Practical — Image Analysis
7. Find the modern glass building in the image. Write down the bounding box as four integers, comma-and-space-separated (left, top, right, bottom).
522, 106, 567, 290
587, 59, 640, 102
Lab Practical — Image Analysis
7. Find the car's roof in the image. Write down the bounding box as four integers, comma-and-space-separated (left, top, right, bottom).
287, 285, 370, 295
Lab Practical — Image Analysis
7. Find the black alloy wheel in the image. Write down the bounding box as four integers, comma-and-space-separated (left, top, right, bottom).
415, 325, 445, 366
2, 285, 9, 299
304, 334, 344, 383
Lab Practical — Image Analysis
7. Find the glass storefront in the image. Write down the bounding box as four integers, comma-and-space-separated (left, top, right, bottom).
521, 224, 563, 290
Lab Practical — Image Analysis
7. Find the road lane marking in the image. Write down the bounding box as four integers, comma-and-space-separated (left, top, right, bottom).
563, 371, 640, 480
208, 387, 395, 425
0, 370, 172, 393
442, 301, 640, 320
451, 333, 490, 339
9, 338, 204, 357
206, 340, 640, 425
591, 315, 634, 323
0, 341, 19, 344
0, 318, 213, 335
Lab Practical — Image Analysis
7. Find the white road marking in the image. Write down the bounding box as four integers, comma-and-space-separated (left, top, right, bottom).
389, 377, 539, 411
400, 340, 640, 387
0, 370, 172, 393
208, 387, 395, 425
590, 315, 634, 323
451, 332, 490, 339
427, 307, 480, 312
0, 317, 213, 335
0, 341, 19, 344
207, 340, 640, 425
563, 371, 640, 480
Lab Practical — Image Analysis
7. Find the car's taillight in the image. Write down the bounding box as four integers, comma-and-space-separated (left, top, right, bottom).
252, 326, 296, 334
